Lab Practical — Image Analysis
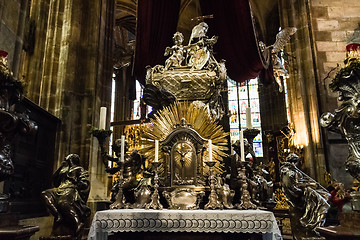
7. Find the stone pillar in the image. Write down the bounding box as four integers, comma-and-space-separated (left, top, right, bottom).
279, 0, 326, 183
19, 0, 115, 199
20, 0, 51, 103
113, 66, 133, 136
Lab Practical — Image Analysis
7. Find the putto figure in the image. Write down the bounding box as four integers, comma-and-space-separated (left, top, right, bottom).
41, 154, 90, 239
164, 32, 186, 70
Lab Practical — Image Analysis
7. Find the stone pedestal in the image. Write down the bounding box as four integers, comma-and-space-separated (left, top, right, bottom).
0, 213, 39, 240
339, 211, 360, 229
318, 212, 360, 240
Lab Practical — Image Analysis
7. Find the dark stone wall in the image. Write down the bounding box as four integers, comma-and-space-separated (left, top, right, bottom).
0, 0, 29, 77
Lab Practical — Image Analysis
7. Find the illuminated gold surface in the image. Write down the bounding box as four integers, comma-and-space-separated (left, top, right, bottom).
140, 101, 228, 175
174, 142, 193, 168
124, 124, 147, 150
274, 188, 289, 210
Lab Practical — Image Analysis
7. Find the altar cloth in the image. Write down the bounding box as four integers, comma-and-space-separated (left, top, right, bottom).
88, 209, 282, 240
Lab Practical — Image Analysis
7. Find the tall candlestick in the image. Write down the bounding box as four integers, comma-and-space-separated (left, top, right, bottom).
154, 140, 159, 162
246, 107, 252, 129
99, 107, 107, 129
240, 129, 245, 162
120, 135, 125, 163
208, 139, 212, 161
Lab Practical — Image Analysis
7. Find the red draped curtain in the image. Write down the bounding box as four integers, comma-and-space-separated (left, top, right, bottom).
199, 0, 268, 83
133, 0, 181, 85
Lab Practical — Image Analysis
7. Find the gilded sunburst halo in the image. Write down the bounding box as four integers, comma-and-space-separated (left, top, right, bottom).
140, 101, 229, 175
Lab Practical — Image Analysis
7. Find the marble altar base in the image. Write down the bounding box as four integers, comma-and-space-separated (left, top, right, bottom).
107, 231, 263, 240
88, 209, 282, 240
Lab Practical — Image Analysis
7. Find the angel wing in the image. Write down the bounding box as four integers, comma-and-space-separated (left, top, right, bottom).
142, 84, 176, 117
188, 22, 208, 45
272, 27, 297, 53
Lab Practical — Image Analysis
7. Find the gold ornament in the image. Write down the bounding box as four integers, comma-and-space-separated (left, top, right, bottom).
140, 101, 228, 175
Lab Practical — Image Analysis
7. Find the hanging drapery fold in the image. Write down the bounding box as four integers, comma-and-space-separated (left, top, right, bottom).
199, 0, 272, 83
133, 0, 181, 85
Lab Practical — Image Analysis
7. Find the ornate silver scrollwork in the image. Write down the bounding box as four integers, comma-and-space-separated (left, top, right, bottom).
320, 57, 360, 183
163, 188, 204, 210
144, 23, 227, 120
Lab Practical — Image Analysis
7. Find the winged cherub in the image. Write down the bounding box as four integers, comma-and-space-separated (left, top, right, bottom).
259, 27, 297, 92
164, 32, 186, 70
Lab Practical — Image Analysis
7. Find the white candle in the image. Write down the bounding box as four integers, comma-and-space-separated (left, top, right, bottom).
99, 107, 107, 129
120, 135, 125, 163
208, 139, 212, 161
240, 129, 245, 162
246, 107, 252, 129
154, 140, 159, 162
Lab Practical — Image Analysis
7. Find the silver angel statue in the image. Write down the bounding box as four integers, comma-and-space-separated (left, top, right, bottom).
259, 27, 297, 92
320, 56, 360, 183
280, 153, 330, 238
187, 22, 218, 70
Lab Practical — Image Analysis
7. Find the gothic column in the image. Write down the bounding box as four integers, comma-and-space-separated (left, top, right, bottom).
20, 0, 115, 199
279, 0, 326, 184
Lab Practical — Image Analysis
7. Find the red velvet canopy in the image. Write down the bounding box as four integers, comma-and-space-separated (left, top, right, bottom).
133, 0, 181, 85
133, 0, 269, 85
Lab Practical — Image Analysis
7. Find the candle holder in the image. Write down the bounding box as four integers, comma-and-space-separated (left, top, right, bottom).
204, 160, 223, 210
145, 162, 163, 210
236, 166, 257, 210
243, 128, 260, 146
91, 128, 112, 166
109, 161, 127, 209
243, 128, 260, 165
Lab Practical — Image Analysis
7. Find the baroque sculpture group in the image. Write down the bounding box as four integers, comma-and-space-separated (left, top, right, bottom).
2, 21, 360, 240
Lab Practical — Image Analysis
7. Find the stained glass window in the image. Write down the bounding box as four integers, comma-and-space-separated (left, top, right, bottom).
228, 77, 263, 157
132, 80, 142, 120
132, 80, 152, 120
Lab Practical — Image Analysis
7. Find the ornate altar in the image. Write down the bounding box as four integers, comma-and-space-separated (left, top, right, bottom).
139, 101, 228, 209
90, 21, 283, 240
135, 22, 230, 209
94, 22, 276, 216
161, 118, 207, 189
